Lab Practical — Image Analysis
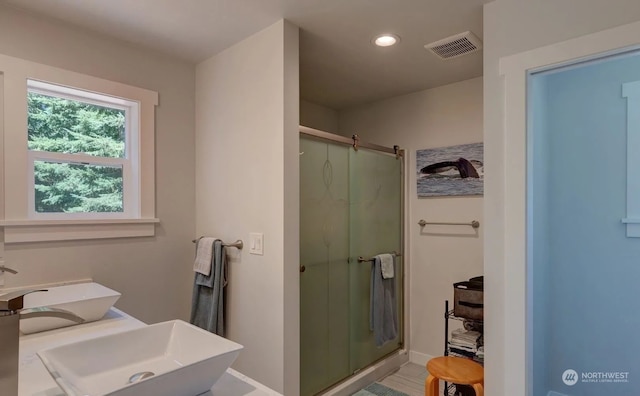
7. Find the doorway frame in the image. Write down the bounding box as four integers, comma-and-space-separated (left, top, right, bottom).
494, 19, 640, 396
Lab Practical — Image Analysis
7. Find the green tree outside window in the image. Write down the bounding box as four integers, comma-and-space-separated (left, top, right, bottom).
28, 93, 126, 213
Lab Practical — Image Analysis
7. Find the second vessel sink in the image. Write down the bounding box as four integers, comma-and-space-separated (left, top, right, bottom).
19, 282, 121, 334
37, 319, 243, 396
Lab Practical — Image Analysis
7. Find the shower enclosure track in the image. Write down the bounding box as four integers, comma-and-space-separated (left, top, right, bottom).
300, 126, 404, 157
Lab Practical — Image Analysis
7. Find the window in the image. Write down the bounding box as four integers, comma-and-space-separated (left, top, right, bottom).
26, 80, 139, 219
0, 53, 158, 242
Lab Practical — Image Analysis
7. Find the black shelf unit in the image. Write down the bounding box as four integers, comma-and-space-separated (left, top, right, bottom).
443, 300, 483, 396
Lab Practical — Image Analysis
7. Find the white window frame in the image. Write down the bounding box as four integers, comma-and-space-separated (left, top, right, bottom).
26, 79, 140, 220
0, 54, 159, 242
27, 79, 140, 219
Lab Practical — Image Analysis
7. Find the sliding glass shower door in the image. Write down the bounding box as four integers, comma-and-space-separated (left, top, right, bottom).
300, 134, 403, 396
348, 146, 403, 371
300, 136, 351, 395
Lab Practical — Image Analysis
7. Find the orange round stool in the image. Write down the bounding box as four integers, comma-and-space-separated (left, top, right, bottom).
425, 356, 484, 396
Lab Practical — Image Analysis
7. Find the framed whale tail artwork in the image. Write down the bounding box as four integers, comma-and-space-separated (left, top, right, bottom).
417, 142, 483, 197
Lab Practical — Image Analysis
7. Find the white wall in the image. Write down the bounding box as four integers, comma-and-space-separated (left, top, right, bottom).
483, 1, 640, 394
300, 99, 339, 134
195, 20, 299, 395
339, 77, 484, 363
0, 5, 195, 324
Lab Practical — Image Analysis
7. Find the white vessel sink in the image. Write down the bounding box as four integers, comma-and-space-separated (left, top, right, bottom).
37, 320, 243, 396
20, 282, 121, 334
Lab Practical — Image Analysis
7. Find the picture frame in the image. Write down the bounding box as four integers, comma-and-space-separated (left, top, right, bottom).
416, 142, 484, 197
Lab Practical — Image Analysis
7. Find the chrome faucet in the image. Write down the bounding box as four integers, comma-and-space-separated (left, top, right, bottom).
0, 265, 18, 275
0, 289, 84, 395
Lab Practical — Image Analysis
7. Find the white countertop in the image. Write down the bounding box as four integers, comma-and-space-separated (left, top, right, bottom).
19, 308, 281, 396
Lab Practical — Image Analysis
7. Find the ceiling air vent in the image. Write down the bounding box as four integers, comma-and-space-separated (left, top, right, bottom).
424, 31, 483, 60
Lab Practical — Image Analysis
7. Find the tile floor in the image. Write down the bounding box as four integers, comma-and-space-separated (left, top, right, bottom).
378, 363, 427, 396
379, 363, 456, 396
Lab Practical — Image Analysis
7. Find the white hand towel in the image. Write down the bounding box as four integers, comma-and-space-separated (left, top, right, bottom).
378, 253, 394, 279
193, 237, 216, 276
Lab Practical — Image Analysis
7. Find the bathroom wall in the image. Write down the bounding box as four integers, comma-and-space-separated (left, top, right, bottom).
0, 5, 196, 324
338, 76, 484, 364
195, 20, 300, 395
300, 99, 339, 134
483, 1, 640, 394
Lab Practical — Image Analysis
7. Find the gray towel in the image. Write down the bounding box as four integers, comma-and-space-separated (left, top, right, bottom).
190, 239, 227, 336
369, 256, 398, 347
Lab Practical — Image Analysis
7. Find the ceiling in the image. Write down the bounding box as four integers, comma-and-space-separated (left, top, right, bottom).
3, 0, 490, 109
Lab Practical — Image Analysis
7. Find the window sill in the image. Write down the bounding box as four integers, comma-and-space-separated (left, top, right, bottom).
0, 218, 160, 243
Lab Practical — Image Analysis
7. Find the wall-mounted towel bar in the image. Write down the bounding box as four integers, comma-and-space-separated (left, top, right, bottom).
357, 251, 402, 263
418, 219, 480, 229
191, 238, 244, 250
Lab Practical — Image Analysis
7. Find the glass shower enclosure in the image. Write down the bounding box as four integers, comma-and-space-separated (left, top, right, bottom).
299, 129, 404, 396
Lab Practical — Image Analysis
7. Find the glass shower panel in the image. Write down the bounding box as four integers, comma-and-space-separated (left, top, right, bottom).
528, 51, 640, 396
300, 137, 350, 395
348, 147, 403, 372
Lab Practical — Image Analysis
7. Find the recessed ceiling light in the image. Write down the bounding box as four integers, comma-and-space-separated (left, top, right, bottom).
373, 34, 400, 47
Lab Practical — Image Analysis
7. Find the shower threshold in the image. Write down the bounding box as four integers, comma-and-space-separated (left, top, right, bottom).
316, 348, 409, 396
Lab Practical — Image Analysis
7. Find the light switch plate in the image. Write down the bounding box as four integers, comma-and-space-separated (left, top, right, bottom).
249, 233, 264, 255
